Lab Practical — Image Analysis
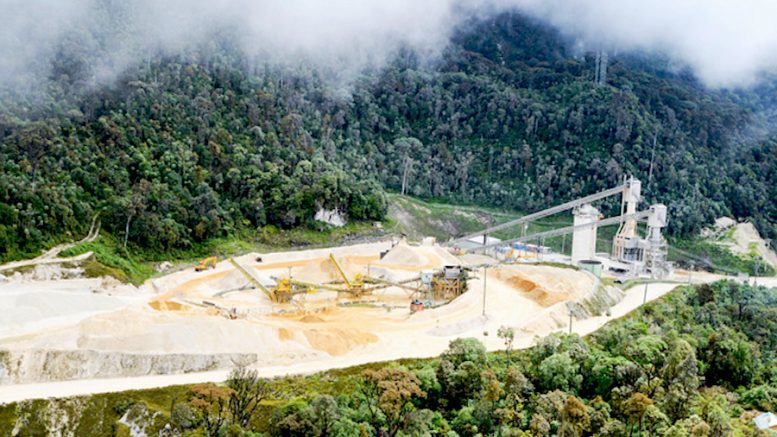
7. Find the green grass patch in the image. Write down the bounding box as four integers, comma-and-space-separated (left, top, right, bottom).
388, 194, 578, 252
58, 222, 386, 285
253, 221, 382, 248
719, 226, 737, 242
59, 234, 156, 285
670, 238, 775, 276
748, 242, 759, 257
533, 261, 580, 270
387, 194, 513, 241
80, 259, 129, 282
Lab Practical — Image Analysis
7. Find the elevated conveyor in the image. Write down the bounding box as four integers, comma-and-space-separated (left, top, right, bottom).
447, 181, 631, 246
464, 210, 651, 253
227, 257, 275, 301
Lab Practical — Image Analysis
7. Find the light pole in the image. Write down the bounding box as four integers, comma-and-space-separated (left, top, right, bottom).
687, 262, 693, 285
643, 282, 649, 305
482, 266, 488, 317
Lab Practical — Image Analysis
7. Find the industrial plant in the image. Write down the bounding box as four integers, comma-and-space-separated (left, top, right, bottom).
449, 176, 672, 280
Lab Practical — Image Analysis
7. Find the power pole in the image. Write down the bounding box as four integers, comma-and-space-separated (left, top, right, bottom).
648, 126, 659, 194
401, 157, 413, 195
482, 266, 488, 317
687, 262, 693, 285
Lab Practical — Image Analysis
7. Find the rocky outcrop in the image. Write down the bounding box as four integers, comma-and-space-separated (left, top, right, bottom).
0, 350, 257, 384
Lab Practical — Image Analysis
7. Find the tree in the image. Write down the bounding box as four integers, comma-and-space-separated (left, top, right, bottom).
308, 395, 340, 437
437, 338, 488, 409
123, 180, 151, 248
534, 390, 568, 433
441, 338, 488, 368
275, 395, 341, 437
498, 326, 515, 363
530, 413, 551, 436
361, 368, 426, 437
626, 335, 666, 380
660, 339, 700, 421
188, 383, 233, 437
696, 284, 715, 306
497, 366, 532, 427
14, 120, 55, 193
696, 392, 732, 437
558, 396, 590, 437
226, 367, 272, 428
622, 392, 652, 436
538, 352, 582, 393
703, 330, 756, 388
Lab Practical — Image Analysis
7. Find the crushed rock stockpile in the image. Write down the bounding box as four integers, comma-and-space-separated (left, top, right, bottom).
0, 241, 617, 386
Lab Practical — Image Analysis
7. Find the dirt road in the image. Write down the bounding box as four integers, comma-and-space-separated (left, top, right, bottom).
0, 218, 99, 273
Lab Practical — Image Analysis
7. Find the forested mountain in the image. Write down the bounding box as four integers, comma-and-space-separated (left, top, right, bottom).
1, 11, 776, 260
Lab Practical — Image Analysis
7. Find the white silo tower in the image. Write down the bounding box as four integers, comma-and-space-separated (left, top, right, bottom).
572, 204, 600, 263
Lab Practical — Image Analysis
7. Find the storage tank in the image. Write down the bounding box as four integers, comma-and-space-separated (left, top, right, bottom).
420, 270, 435, 285
572, 204, 599, 263
578, 259, 603, 277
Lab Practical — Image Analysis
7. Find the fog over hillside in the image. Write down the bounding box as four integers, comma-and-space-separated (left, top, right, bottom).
3, 0, 777, 90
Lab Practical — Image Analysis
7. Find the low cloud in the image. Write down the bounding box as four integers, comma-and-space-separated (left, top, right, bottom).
2, 0, 777, 92
511, 0, 777, 88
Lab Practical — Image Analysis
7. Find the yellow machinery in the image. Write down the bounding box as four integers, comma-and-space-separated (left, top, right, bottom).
271, 278, 316, 303
430, 266, 469, 300
195, 256, 217, 271
327, 253, 429, 299
228, 258, 315, 303
328, 253, 368, 296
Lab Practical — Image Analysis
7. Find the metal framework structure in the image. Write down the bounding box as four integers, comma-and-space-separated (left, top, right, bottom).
447, 180, 633, 246
462, 210, 651, 253
449, 176, 671, 278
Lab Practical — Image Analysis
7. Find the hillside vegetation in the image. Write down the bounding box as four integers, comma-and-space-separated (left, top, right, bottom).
2, 281, 775, 435
1, 10, 776, 262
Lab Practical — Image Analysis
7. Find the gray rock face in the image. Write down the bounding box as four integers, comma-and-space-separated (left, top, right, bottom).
0, 349, 257, 384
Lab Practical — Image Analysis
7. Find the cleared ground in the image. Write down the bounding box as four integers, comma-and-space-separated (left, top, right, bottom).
0, 240, 598, 391
0, 279, 686, 404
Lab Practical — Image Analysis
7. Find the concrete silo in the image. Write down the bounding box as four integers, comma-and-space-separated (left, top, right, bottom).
571, 204, 600, 263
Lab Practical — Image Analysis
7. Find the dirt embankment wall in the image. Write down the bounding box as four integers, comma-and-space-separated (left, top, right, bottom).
0, 350, 257, 384
533, 281, 624, 334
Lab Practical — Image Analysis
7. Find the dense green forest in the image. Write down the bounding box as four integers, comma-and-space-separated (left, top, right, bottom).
3, 281, 775, 435
1, 11, 776, 261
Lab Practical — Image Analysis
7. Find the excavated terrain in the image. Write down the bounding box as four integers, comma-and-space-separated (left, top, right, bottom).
0, 240, 607, 385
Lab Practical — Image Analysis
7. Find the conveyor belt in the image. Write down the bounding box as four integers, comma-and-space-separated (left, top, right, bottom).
465, 210, 651, 253
448, 183, 627, 245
